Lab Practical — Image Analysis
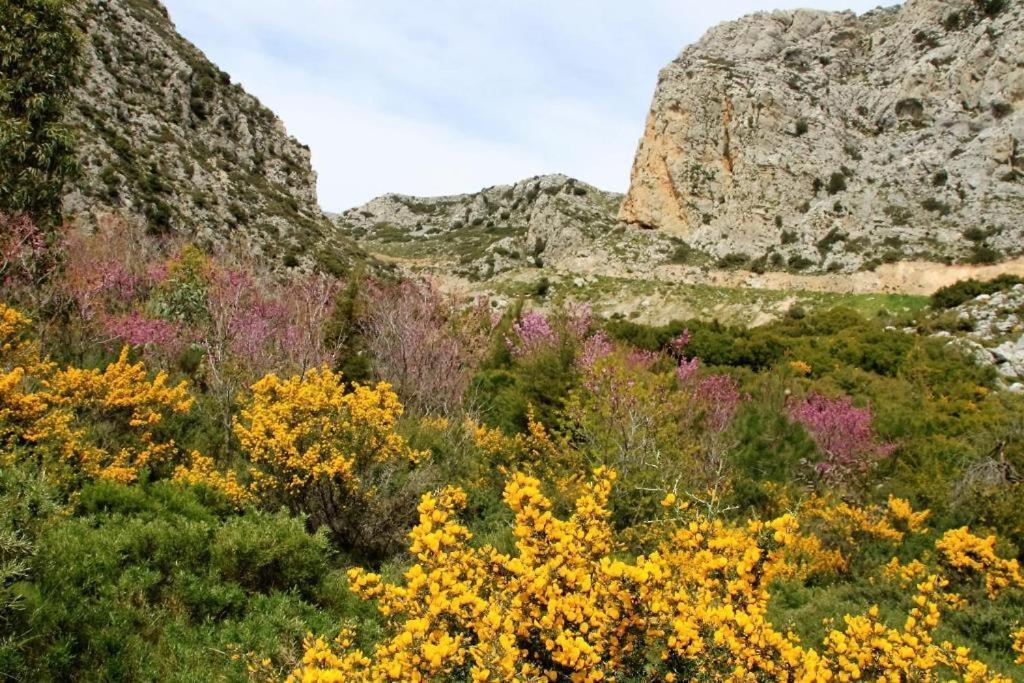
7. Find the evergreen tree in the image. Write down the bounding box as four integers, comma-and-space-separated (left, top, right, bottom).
0, 0, 81, 224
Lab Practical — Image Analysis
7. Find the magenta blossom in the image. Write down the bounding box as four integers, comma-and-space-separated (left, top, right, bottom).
506, 311, 557, 358
787, 392, 895, 482
676, 357, 701, 384
693, 374, 748, 433
576, 331, 614, 371
101, 311, 187, 357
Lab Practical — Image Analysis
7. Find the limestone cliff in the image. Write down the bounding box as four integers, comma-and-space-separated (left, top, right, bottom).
620, 0, 1024, 272
63, 0, 362, 271
336, 175, 631, 279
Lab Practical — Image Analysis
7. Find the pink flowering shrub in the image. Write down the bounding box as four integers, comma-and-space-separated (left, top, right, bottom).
60, 216, 159, 322
100, 311, 186, 358
787, 392, 896, 484
363, 280, 491, 414
669, 329, 701, 383
692, 374, 747, 433
576, 330, 614, 372
506, 304, 593, 360
506, 311, 556, 358
0, 213, 50, 291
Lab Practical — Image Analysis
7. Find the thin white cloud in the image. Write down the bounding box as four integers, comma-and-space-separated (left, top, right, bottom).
161, 0, 899, 210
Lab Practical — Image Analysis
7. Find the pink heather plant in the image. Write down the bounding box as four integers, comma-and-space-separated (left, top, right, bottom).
364, 280, 491, 415
668, 328, 701, 383
0, 213, 49, 290
787, 392, 896, 484
693, 374, 747, 433
668, 330, 692, 358
576, 330, 614, 372
675, 357, 701, 384
506, 311, 557, 358
100, 311, 187, 359
564, 303, 593, 339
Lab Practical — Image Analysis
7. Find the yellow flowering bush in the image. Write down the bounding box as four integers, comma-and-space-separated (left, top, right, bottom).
0, 305, 55, 457
789, 359, 812, 376
467, 406, 582, 482
935, 526, 1024, 598
42, 347, 194, 483
236, 368, 423, 493
288, 469, 1014, 682
2, 305, 193, 484
234, 367, 429, 554
172, 451, 255, 508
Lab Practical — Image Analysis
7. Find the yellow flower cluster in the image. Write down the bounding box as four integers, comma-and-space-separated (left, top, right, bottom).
288, 470, 1012, 682
936, 526, 1024, 598
44, 347, 193, 482
234, 368, 425, 497
1014, 626, 1024, 665
818, 579, 1005, 682
800, 494, 927, 548
172, 452, 255, 508
2, 306, 193, 484
883, 557, 930, 588
0, 305, 55, 456
789, 360, 813, 376
467, 407, 583, 493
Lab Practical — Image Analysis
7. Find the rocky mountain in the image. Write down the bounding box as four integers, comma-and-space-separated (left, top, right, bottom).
334, 174, 647, 280
620, 0, 1023, 273
62, 0, 363, 272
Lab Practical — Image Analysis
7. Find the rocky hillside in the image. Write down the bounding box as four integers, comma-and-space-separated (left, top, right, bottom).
621, 0, 1023, 273
62, 0, 362, 272
334, 174, 648, 279
929, 282, 1024, 390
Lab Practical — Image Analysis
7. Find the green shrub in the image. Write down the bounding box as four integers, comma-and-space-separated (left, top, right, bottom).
930, 275, 1024, 309
826, 172, 847, 195
968, 244, 999, 265
6, 483, 347, 680
210, 512, 331, 597
717, 252, 750, 269
921, 198, 951, 216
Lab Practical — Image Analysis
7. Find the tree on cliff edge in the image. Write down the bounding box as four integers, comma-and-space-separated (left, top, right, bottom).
0, 0, 81, 224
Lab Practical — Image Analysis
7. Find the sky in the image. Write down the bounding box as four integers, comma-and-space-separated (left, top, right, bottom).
161, 1, 895, 211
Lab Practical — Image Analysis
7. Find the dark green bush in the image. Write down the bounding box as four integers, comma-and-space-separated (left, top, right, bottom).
930, 275, 1024, 309
826, 173, 846, 195
6, 483, 346, 680
210, 513, 331, 597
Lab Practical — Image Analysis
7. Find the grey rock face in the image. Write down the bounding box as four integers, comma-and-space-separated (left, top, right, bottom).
934, 283, 1024, 383
620, 0, 1024, 272
63, 0, 361, 270
335, 175, 625, 278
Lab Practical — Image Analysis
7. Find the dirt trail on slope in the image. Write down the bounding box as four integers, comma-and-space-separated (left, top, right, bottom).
554, 257, 1024, 296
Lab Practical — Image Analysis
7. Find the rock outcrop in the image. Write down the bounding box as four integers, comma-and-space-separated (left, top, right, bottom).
63, 0, 362, 271
621, 0, 1024, 272
931, 283, 1024, 389
335, 175, 627, 279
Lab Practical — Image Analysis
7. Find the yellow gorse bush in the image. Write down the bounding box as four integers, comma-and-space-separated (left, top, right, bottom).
936, 526, 1024, 598
0, 304, 54, 456
233, 367, 425, 498
173, 451, 255, 508
2, 304, 193, 482
44, 347, 193, 483
288, 469, 1016, 682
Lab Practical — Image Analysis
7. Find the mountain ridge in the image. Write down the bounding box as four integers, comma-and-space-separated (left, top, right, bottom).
62, 0, 364, 272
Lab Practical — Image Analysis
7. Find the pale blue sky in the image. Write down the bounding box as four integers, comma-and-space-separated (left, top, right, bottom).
161, 1, 896, 210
